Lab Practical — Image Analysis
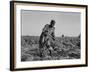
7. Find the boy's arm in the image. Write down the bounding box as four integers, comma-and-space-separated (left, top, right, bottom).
51, 27, 55, 40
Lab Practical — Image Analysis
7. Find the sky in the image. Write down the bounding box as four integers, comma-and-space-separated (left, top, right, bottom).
21, 10, 81, 37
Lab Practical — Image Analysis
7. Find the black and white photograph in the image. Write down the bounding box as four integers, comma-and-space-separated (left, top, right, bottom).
10, 1, 88, 71
21, 10, 81, 61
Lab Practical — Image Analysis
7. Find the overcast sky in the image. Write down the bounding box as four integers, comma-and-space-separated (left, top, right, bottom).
21, 10, 80, 37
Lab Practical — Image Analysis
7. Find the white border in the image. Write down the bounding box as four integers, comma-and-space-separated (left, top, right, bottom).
15, 3, 86, 68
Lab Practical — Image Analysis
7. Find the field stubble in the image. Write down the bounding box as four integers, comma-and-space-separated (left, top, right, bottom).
21, 36, 80, 61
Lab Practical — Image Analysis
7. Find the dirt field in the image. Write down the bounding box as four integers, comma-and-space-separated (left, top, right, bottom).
21, 36, 80, 61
